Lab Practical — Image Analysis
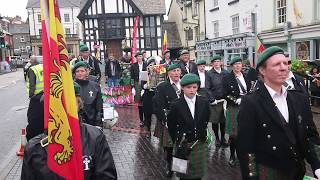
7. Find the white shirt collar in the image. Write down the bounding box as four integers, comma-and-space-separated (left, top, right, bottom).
198, 70, 205, 74
214, 67, 221, 73
288, 71, 295, 79
264, 83, 287, 98
184, 94, 196, 104
169, 78, 180, 85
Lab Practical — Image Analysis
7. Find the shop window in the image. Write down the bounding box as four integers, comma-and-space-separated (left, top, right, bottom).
296, 41, 310, 60
276, 0, 287, 24
213, 21, 219, 38
231, 14, 239, 34
64, 14, 70, 23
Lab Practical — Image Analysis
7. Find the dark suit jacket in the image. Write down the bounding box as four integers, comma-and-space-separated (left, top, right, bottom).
167, 95, 210, 143
237, 82, 320, 179
176, 60, 197, 76
207, 68, 229, 102
194, 70, 211, 97
130, 62, 147, 82
153, 81, 180, 122
223, 71, 251, 106
105, 59, 122, 78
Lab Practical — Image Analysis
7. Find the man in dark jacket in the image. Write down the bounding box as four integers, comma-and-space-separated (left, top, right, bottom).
73, 61, 103, 127
75, 44, 101, 82
237, 46, 320, 179
176, 49, 197, 76
194, 59, 211, 97
105, 55, 122, 87
21, 82, 117, 180
160, 49, 173, 67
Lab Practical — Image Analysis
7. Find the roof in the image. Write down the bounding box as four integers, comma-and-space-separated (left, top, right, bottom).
79, 0, 165, 16
163, 21, 182, 48
9, 24, 29, 34
26, 0, 80, 8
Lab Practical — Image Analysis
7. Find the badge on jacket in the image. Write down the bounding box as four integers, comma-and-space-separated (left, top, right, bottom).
83, 155, 92, 170
89, 91, 93, 97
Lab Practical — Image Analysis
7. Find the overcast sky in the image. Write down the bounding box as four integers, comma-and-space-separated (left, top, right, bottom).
0, 0, 171, 21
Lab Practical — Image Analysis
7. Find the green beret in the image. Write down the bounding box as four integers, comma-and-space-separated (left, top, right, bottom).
196, 59, 206, 65
141, 50, 146, 54
211, 55, 221, 62
180, 73, 200, 86
256, 46, 284, 70
229, 56, 242, 65
79, 44, 89, 52
167, 63, 180, 72
163, 49, 170, 55
135, 51, 143, 57
72, 61, 88, 73
179, 49, 189, 56
147, 56, 156, 66
74, 81, 81, 96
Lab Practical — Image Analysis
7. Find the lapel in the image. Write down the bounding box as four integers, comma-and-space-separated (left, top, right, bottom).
194, 96, 204, 126
180, 97, 195, 127
167, 81, 179, 99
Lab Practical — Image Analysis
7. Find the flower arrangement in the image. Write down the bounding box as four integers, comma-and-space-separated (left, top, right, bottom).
290, 59, 311, 77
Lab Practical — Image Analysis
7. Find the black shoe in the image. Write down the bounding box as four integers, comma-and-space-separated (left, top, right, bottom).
229, 157, 236, 167
215, 139, 221, 147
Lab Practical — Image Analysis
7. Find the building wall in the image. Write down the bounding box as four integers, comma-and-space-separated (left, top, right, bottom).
12, 33, 31, 57
167, 0, 185, 47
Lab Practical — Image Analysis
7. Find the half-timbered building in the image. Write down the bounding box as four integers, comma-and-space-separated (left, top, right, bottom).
78, 0, 166, 60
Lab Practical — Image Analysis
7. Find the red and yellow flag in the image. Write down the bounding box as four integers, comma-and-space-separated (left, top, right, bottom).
256, 36, 265, 54
162, 30, 168, 55
41, 0, 83, 179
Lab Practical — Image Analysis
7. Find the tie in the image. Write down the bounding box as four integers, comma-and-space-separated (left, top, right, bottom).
236, 77, 247, 94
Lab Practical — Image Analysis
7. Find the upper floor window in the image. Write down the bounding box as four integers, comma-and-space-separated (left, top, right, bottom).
65, 28, 71, 35
193, 3, 199, 17
64, 14, 70, 22
276, 0, 287, 24
186, 28, 193, 41
231, 15, 239, 34
213, 21, 219, 38
37, 14, 41, 23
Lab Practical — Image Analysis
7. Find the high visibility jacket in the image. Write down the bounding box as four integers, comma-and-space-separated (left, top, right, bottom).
26, 64, 44, 95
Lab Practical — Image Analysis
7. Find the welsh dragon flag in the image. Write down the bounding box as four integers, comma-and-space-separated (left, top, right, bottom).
41, 0, 83, 179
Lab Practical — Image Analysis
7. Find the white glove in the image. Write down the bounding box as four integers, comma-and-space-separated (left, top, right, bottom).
315, 169, 320, 179
143, 84, 148, 89
235, 98, 241, 105
210, 100, 218, 105
131, 88, 136, 96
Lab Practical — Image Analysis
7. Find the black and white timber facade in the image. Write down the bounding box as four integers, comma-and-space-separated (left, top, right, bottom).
78, 0, 166, 60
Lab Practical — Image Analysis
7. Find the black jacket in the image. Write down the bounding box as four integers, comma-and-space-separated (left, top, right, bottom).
207, 68, 229, 102
176, 60, 197, 76
76, 79, 103, 127
237, 82, 320, 179
21, 123, 117, 180
167, 95, 210, 143
76, 56, 101, 81
160, 59, 173, 67
130, 62, 147, 82
223, 71, 251, 106
292, 72, 308, 94
194, 70, 211, 97
105, 59, 122, 78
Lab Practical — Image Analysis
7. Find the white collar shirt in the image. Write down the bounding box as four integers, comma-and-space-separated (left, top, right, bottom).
265, 83, 289, 122
214, 67, 221, 74
184, 95, 196, 119
138, 62, 143, 72
285, 71, 295, 90
170, 78, 181, 91
236, 73, 247, 95
198, 70, 206, 88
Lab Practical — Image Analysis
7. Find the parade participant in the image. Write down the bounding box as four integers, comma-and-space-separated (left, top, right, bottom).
105, 55, 122, 87
160, 49, 173, 67
177, 49, 197, 76
237, 46, 320, 180
26, 57, 44, 140
141, 50, 147, 62
286, 57, 308, 94
207, 55, 229, 148
130, 51, 147, 127
21, 82, 118, 180
75, 44, 101, 82
153, 63, 181, 177
73, 61, 103, 127
223, 56, 251, 166
194, 59, 210, 97
167, 73, 210, 180
141, 57, 157, 137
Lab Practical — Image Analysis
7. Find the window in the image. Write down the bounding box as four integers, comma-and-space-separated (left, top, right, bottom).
316, 0, 320, 20
194, 26, 200, 41
185, 28, 193, 41
231, 15, 239, 34
193, 3, 199, 17
65, 28, 71, 35
64, 14, 70, 22
20, 36, 25, 42
213, 0, 218, 7
38, 29, 42, 35
98, 18, 124, 39
213, 21, 219, 38
37, 14, 41, 23
276, 0, 287, 24
144, 17, 157, 49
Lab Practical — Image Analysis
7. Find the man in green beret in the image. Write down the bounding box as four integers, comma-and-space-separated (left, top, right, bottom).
194, 59, 210, 97
177, 49, 197, 76
237, 46, 320, 179
160, 49, 173, 67
75, 43, 101, 82
223, 56, 252, 166
207, 55, 229, 148
73, 61, 103, 127
153, 63, 182, 177
167, 73, 210, 180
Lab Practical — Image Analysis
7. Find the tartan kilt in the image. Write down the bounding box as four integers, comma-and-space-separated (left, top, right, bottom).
134, 81, 142, 103
225, 105, 239, 137
176, 142, 208, 179
153, 121, 173, 147
256, 164, 292, 180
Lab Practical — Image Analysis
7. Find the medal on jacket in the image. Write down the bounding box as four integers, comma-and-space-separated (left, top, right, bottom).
89, 91, 93, 97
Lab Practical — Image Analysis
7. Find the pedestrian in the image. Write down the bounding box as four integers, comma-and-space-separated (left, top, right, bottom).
73, 61, 103, 127
286, 58, 308, 94
237, 46, 320, 180
207, 55, 229, 148
130, 51, 147, 127
105, 55, 122, 87
75, 44, 101, 82
21, 82, 117, 180
194, 59, 210, 97
176, 49, 197, 76
167, 73, 210, 180
223, 56, 251, 166
309, 67, 320, 106
153, 63, 182, 177
160, 49, 173, 67
141, 50, 147, 62
26, 57, 44, 140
